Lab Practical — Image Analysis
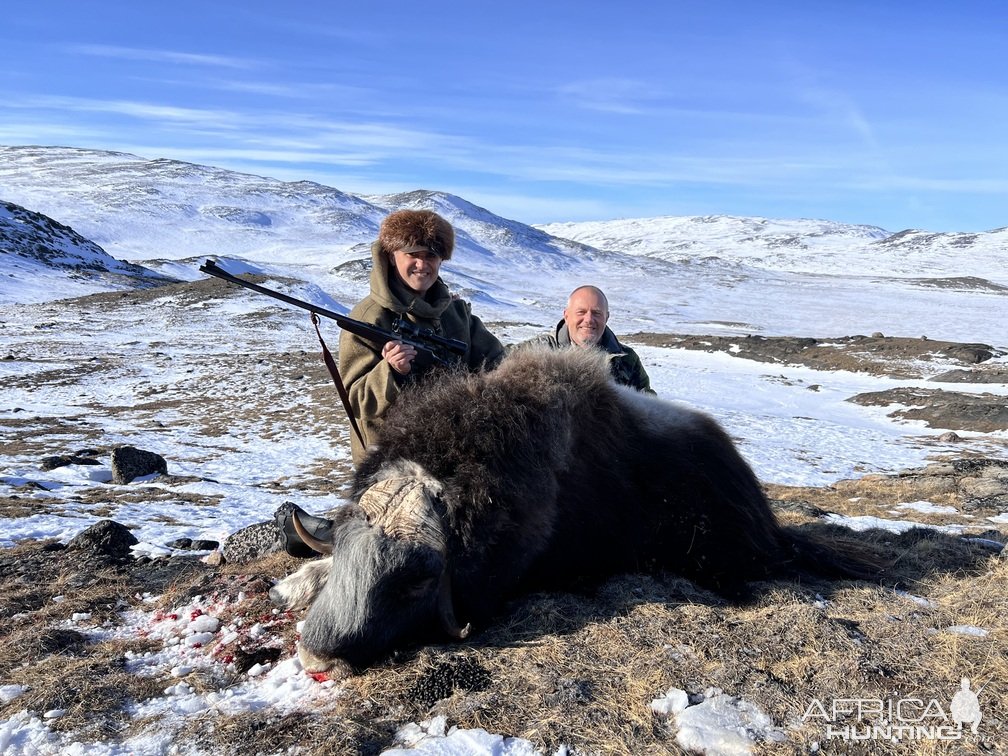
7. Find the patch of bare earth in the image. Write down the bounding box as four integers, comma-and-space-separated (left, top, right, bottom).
849, 388, 1008, 432
625, 332, 1005, 379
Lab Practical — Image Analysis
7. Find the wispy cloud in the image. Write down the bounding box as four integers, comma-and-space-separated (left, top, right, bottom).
69, 44, 257, 70
779, 55, 881, 151
557, 77, 665, 114
796, 84, 879, 150
1, 91, 864, 190
847, 175, 1008, 194
11, 95, 239, 130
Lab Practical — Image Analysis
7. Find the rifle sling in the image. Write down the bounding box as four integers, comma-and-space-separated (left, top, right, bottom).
311, 313, 366, 451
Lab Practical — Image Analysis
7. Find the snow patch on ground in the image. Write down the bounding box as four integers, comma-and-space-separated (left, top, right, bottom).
823, 514, 965, 535
651, 687, 786, 755
895, 501, 960, 515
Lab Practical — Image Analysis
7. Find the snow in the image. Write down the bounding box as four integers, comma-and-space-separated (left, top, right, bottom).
386, 718, 547, 755
895, 501, 960, 515
651, 687, 786, 755
945, 626, 990, 638
1, 146, 1006, 754
0, 687, 26, 705
537, 214, 1008, 286
896, 591, 937, 609
823, 514, 965, 535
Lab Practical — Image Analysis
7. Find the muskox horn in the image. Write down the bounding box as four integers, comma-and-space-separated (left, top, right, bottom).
437, 569, 471, 640
291, 510, 334, 555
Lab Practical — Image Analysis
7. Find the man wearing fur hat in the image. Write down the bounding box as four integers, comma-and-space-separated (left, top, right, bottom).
339, 209, 505, 465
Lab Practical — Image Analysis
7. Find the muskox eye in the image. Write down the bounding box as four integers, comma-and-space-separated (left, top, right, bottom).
401, 576, 437, 600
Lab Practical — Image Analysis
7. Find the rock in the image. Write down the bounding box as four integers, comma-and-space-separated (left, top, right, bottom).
166, 538, 218, 551
222, 521, 283, 564
959, 477, 1008, 503
979, 465, 1008, 481
848, 388, 1008, 432
40, 454, 101, 471
953, 459, 1008, 475
931, 368, 1008, 384
67, 519, 138, 560
937, 344, 997, 364
110, 445, 167, 484
919, 463, 957, 476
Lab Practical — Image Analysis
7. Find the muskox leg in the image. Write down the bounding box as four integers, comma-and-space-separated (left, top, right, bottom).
269, 559, 331, 610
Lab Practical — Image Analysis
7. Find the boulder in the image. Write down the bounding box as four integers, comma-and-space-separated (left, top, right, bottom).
959, 477, 1008, 507
167, 538, 219, 552
67, 519, 138, 560
221, 521, 283, 564
111, 445, 167, 484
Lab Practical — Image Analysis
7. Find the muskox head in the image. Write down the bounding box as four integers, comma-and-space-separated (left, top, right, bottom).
269, 468, 468, 676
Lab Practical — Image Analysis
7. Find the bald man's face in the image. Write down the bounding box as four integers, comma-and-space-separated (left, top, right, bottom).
563, 289, 608, 347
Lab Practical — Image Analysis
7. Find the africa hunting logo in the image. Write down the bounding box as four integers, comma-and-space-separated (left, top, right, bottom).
803, 678, 983, 742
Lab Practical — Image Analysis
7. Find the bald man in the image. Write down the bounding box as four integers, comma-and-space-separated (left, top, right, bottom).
548, 285, 654, 394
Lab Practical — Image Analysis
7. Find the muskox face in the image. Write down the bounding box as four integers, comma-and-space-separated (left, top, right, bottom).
296, 518, 446, 672
270, 472, 468, 677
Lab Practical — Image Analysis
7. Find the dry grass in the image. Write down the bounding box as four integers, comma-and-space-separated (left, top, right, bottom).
3, 471, 1006, 755
165, 519, 1000, 755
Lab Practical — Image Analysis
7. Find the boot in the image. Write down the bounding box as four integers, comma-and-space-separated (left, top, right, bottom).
274, 501, 335, 558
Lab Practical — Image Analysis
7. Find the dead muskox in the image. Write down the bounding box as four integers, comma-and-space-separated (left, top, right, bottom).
270, 346, 878, 676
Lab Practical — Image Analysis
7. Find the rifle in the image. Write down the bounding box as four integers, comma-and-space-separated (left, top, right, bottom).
198, 259, 467, 367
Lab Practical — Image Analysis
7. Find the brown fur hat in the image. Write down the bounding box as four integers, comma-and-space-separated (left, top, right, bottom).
377, 209, 455, 261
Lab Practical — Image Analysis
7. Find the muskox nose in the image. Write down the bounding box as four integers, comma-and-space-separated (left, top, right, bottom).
297, 643, 353, 680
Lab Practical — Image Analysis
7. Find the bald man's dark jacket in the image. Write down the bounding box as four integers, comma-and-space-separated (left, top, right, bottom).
537, 320, 655, 394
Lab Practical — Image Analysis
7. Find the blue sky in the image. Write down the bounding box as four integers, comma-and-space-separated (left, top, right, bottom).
2, 1, 1006, 231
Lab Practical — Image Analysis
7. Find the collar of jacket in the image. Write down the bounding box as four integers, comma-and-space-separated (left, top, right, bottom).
369, 240, 452, 319
554, 320, 625, 355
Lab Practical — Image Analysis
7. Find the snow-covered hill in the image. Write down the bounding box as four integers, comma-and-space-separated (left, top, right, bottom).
0, 146, 669, 319
538, 215, 1008, 283
0, 145, 385, 267
1, 145, 1005, 346
0, 200, 171, 304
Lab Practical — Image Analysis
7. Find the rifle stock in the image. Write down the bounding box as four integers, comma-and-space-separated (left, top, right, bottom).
198, 259, 467, 367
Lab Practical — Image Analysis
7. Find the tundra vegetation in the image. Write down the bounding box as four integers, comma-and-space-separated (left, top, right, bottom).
1, 280, 1005, 755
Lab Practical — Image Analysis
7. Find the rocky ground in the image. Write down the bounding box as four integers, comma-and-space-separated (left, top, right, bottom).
630, 331, 1008, 433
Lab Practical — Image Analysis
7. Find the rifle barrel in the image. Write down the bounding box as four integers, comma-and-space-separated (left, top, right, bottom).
199, 259, 349, 324
198, 259, 467, 364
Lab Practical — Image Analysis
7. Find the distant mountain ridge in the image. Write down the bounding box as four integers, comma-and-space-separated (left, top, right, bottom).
1, 144, 1005, 308
0, 146, 600, 275
537, 215, 1008, 281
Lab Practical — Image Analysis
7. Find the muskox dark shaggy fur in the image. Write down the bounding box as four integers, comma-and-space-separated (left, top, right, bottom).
360, 347, 874, 608
274, 346, 880, 671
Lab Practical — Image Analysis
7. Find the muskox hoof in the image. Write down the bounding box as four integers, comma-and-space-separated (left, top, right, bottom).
297, 643, 353, 680
275, 502, 334, 558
